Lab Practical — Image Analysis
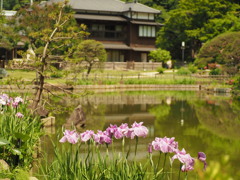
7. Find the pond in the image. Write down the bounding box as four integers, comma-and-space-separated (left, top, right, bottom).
42, 90, 240, 179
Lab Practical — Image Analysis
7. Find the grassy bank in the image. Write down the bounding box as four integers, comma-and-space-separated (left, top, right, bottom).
0, 69, 234, 88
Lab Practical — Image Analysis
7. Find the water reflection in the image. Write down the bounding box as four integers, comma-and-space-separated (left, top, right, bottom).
51, 91, 240, 178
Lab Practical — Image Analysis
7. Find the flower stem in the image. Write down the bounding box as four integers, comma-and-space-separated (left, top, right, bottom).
178, 163, 182, 180
163, 153, 168, 175
134, 136, 138, 158
156, 151, 162, 171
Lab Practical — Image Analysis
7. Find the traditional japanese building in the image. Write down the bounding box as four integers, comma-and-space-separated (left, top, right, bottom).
53, 0, 162, 62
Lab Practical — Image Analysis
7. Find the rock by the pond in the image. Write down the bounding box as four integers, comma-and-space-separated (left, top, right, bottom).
65, 105, 86, 128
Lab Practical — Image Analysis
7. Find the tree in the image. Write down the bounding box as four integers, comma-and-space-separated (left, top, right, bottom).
73, 40, 107, 78
195, 31, 240, 75
156, 0, 240, 61
3, 0, 41, 10
0, 10, 19, 60
16, 0, 88, 110
148, 48, 171, 63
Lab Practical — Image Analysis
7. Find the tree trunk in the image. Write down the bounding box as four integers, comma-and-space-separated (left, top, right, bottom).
86, 64, 92, 78
32, 72, 44, 110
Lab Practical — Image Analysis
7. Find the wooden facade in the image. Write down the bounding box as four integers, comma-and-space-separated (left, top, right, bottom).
67, 0, 162, 62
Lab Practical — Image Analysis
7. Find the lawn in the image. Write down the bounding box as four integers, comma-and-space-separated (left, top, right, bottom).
0, 69, 233, 88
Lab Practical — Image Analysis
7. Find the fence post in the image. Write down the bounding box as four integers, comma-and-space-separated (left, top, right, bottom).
121, 74, 123, 80
138, 73, 140, 79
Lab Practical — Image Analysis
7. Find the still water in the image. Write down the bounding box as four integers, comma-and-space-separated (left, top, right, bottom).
45, 90, 240, 179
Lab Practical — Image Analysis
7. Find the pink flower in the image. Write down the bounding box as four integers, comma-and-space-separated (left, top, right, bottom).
80, 130, 94, 142
59, 130, 79, 144
0, 94, 9, 105
105, 123, 129, 139
198, 152, 207, 170
171, 148, 195, 172
124, 122, 148, 139
14, 97, 24, 104
148, 143, 153, 153
11, 96, 24, 108
106, 124, 118, 138
12, 102, 19, 108
152, 137, 178, 153
93, 131, 112, 145
16, 112, 24, 118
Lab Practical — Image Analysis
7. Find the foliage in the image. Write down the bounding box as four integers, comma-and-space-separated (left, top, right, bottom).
187, 63, 198, 74
156, 0, 240, 60
49, 67, 63, 78
209, 68, 222, 75
72, 40, 107, 77
196, 32, 240, 75
0, 11, 19, 50
156, 67, 165, 74
74, 76, 196, 85
177, 67, 192, 75
0, 94, 43, 178
15, 0, 88, 109
39, 142, 147, 180
148, 48, 171, 63
233, 76, 240, 90
2, 0, 41, 10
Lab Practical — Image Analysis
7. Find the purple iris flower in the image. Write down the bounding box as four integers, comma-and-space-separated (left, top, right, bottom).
148, 143, 153, 153
124, 122, 148, 139
14, 97, 24, 104
16, 112, 24, 118
152, 137, 178, 153
12, 97, 24, 108
198, 152, 207, 170
59, 130, 80, 144
80, 130, 94, 142
105, 124, 129, 139
171, 148, 195, 172
106, 124, 118, 137
0, 94, 9, 105
93, 130, 112, 145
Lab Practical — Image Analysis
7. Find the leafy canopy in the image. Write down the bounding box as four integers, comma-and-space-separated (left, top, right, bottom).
156, 0, 240, 60
73, 40, 107, 76
148, 48, 171, 63
0, 11, 19, 50
196, 31, 240, 75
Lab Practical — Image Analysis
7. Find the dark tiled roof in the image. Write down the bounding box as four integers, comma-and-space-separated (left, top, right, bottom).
123, 2, 160, 13
51, 0, 160, 14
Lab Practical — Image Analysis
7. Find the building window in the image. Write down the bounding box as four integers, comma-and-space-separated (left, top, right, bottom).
90, 24, 124, 39
139, 25, 155, 37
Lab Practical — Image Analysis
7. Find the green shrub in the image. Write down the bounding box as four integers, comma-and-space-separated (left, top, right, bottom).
156, 67, 165, 74
50, 71, 63, 78
188, 64, 198, 73
176, 67, 192, 75
233, 76, 240, 89
209, 68, 222, 75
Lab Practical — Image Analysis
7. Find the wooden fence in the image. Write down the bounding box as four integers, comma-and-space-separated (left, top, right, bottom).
102, 62, 162, 70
